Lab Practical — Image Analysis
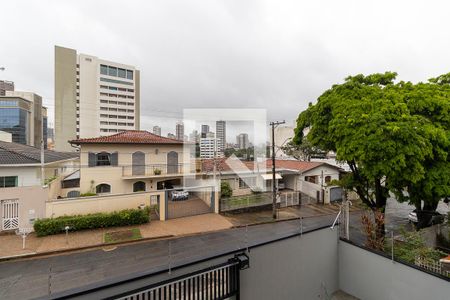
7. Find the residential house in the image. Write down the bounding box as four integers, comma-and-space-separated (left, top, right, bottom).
202, 158, 343, 203
64, 130, 192, 198
0, 141, 79, 232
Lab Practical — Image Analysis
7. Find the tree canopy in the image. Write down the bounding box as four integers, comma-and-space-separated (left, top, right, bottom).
294, 72, 450, 229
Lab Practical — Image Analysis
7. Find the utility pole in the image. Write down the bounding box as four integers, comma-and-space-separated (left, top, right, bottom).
270, 120, 285, 219
41, 138, 45, 186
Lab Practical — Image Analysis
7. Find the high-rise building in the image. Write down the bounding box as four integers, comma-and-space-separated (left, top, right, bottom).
236, 133, 249, 149
0, 91, 47, 148
0, 80, 14, 96
54, 45, 140, 151
201, 124, 209, 138
176, 121, 184, 141
200, 137, 217, 158
153, 125, 161, 136
216, 120, 226, 154
189, 130, 199, 143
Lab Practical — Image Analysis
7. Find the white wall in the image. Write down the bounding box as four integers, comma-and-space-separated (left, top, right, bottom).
339, 241, 450, 300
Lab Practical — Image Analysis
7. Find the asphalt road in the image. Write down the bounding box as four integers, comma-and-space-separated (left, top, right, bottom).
0, 214, 336, 300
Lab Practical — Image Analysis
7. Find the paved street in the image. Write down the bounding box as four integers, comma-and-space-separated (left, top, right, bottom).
0, 214, 335, 300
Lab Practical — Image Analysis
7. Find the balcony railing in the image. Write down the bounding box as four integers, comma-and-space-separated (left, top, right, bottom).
122, 163, 196, 177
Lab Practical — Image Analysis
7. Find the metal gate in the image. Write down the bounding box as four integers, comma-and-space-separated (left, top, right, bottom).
2, 199, 19, 230
109, 253, 248, 300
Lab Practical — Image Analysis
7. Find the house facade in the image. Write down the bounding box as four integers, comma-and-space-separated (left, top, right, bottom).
0, 141, 79, 232
63, 130, 192, 198
203, 158, 343, 203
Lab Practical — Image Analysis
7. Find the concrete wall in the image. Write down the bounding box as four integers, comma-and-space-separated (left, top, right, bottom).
0, 186, 47, 232
54, 45, 77, 152
45, 191, 166, 219
339, 241, 450, 300
239, 228, 339, 299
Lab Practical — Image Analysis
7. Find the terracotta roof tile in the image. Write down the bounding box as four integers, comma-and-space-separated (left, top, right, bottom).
201, 158, 333, 173
70, 130, 185, 145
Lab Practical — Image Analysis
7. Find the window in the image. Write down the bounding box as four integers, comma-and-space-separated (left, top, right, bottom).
0, 176, 18, 188
108, 66, 117, 77
133, 181, 146, 192
127, 96, 134, 99
100, 100, 108, 103
67, 190, 80, 198
96, 152, 111, 166
108, 107, 118, 111
239, 178, 249, 189
100, 114, 108, 117
100, 65, 108, 75
127, 102, 134, 106
118, 115, 127, 119
127, 89, 134, 92
127, 116, 134, 119
96, 184, 111, 194
126, 70, 133, 80
325, 176, 332, 184
100, 77, 134, 86
118, 68, 126, 78
127, 109, 134, 113
305, 176, 318, 184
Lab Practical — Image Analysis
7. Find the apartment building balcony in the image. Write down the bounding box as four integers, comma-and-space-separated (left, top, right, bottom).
121, 163, 196, 179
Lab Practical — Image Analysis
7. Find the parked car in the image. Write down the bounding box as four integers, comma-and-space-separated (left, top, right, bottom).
408, 209, 445, 226
171, 191, 189, 201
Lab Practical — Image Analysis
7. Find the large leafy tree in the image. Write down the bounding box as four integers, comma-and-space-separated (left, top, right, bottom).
389, 76, 450, 228
294, 72, 449, 234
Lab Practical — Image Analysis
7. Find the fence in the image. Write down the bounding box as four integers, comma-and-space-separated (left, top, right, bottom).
220, 191, 302, 212
415, 256, 450, 277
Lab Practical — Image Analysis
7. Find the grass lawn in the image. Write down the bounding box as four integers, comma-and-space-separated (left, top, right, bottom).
104, 228, 142, 244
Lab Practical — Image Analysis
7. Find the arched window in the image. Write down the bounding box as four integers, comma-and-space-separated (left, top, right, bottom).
96, 152, 111, 166
132, 151, 145, 175
325, 176, 332, 184
167, 151, 178, 174
67, 190, 80, 198
133, 181, 146, 192
96, 183, 111, 194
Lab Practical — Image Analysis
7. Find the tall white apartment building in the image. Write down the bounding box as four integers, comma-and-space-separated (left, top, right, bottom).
200, 136, 217, 159
54, 46, 140, 151
153, 125, 161, 136
215, 120, 226, 154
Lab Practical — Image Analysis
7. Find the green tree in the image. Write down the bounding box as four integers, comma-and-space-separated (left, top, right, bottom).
294, 72, 449, 236
281, 139, 325, 161
220, 180, 233, 198
389, 77, 450, 228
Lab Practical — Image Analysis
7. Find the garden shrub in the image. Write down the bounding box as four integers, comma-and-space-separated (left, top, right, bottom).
34, 207, 150, 237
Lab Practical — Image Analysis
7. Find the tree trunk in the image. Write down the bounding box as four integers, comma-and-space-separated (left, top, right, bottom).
416, 200, 439, 229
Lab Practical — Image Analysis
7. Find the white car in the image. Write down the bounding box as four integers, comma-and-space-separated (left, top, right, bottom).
171, 191, 189, 201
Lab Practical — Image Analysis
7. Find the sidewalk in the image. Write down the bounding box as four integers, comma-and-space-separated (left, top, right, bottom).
0, 213, 233, 259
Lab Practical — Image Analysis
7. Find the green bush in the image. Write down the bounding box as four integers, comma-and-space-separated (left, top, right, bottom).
220, 181, 233, 198
34, 207, 150, 237
79, 192, 96, 197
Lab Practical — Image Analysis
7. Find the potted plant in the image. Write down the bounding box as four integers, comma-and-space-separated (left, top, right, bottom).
154, 168, 162, 175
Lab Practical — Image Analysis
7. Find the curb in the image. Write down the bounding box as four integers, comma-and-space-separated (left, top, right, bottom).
0, 234, 174, 263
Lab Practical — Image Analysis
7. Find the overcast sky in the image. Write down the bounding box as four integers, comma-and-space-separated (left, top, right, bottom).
1, 0, 450, 138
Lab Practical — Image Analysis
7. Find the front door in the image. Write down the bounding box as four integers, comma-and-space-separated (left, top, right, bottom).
2, 199, 19, 231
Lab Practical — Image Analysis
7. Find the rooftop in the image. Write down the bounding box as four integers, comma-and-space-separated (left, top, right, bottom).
69, 130, 185, 145
201, 157, 339, 173
0, 141, 79, 165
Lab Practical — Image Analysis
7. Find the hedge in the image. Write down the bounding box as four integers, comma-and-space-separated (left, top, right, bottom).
34, 207, 150, 237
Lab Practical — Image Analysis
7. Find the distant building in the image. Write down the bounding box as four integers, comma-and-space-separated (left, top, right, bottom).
189, 130, 199, 143
236, 133, 249, 149
167, 133, 176, 139
176, 121, 184, 141
269, 125, 294, 158
153, 125, 161, 136
200, 137, 217, 158
201, 124, 209, 138
54, 45, 140, 151
0, 130, 12, 142
216, 120, 226, 155
206, 131, 215, 138
0, 91, 47, 148
0, 80, 14, 96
